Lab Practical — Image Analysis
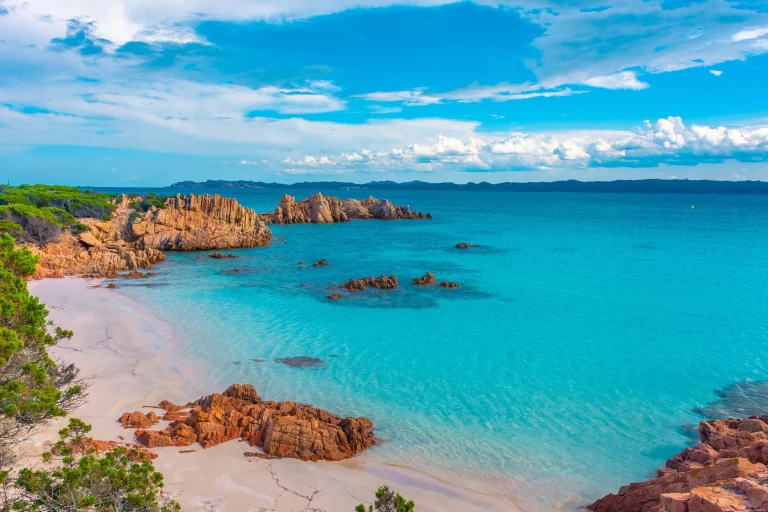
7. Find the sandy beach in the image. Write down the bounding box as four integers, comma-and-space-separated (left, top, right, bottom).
26, 278, 518, 512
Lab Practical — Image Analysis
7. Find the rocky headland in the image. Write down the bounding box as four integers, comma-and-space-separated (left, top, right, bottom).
263, 192, 431, 224
31, 193, 271, 278
589, 416, 768, 512
124, 384, 376, 462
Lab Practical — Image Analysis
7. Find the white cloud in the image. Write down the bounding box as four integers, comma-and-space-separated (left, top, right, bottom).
238, 160, 259, 165
582, 71, 649, 90
732, 26, 768, 42
280, 117, 768, 173
358, 85, 582, 107
0, 75, 481, 157
710, 70, 723, 76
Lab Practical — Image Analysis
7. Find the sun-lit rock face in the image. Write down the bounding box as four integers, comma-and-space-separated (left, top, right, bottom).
31, 193, 271, 278
131, 194, 272, 250
127, 384, 377, 462
589, 416, 768, 512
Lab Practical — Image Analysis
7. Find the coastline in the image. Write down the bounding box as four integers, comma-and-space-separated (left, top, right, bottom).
26, 277, 518, 512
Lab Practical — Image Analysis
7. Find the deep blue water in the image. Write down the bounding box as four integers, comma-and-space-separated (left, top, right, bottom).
107, 188, 768, 510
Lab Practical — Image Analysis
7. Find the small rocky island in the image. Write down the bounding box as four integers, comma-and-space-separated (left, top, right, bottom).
121, 384, 376, 461
589, 415, 768, 511
263, 192, 431, 224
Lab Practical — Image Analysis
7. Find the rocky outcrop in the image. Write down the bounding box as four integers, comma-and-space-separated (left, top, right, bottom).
339, 274, 398, 291
131, 194, 272, 251
411, 272, 436, 285
119, 411, 160, 429
456, 242, 480, 249
263, 193, 431, 224
31, 193, 271, 278
439, 281, 461, 289
328, 293, 343, 300
31, 234, 165, 279
588, 416, 768, 512
128, 384, 375, 461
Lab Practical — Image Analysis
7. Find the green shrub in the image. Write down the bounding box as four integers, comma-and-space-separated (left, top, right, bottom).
13, 418, 180, 511
0, 185, 115, 221
130, 193, 169, 213
356, 486, 415, 512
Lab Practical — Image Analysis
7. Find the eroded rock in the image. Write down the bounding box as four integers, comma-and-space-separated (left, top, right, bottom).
589, 416, 768, 512
119, 411, 160, 429
31, 193, 271, 278
263, 193, 430, 224
131, 384, 376, 461
411, 272, 436, 285
339, 274, 398, 291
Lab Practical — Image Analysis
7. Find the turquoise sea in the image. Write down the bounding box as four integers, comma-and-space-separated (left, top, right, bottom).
107, 188, 768, 510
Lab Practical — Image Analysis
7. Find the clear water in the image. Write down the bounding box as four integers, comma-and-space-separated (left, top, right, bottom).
109, 188, 768, 511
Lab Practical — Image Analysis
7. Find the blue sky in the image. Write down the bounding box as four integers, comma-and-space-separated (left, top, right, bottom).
1, 0, 768, 185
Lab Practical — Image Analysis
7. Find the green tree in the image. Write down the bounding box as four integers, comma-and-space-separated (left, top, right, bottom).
12, 418, 180, 511
356, 486, 415, 512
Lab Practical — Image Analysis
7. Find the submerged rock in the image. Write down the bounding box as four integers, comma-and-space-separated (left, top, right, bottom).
438, 281, 461, 289
209, 252, 237, 259
339, 274, 398, 291
456, 242, 481, 249
411, 272, 437, 285
328, 293, 343, 300
588, 416, 768, 512
263, 192, 431, 224
312, 259, 329, 267
275, 356, 326, 369
120, 270, 156, 279
132, 384, 376, 461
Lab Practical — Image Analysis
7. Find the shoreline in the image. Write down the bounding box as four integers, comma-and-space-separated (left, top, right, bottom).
27, 277, 518, 512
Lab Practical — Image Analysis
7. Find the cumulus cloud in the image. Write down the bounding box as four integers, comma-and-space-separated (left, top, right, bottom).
281, 117, 768, 173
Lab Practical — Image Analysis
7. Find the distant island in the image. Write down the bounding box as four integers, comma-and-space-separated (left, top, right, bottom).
168, 179, 768, 195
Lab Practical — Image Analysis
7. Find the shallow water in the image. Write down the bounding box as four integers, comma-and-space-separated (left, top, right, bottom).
108, 188, 768, 511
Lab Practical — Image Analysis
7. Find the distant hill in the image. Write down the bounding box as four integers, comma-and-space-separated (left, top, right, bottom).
168, 179, 768, 195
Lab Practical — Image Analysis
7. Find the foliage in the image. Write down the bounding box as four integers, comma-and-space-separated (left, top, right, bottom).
0, 234, 174, 511
129, 194, 169, 213
0, 185, 115, 221
0, 234, 84, 477
12, 418, 180, 511
355, 486, 415, 512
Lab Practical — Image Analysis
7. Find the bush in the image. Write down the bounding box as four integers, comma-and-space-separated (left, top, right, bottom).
12, 418, 180, 511
130, 193, 169, 213
0, 185, 115, 222
355, 486, 415, 512
0, 220, 24, 240
21, 216, 62, 247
